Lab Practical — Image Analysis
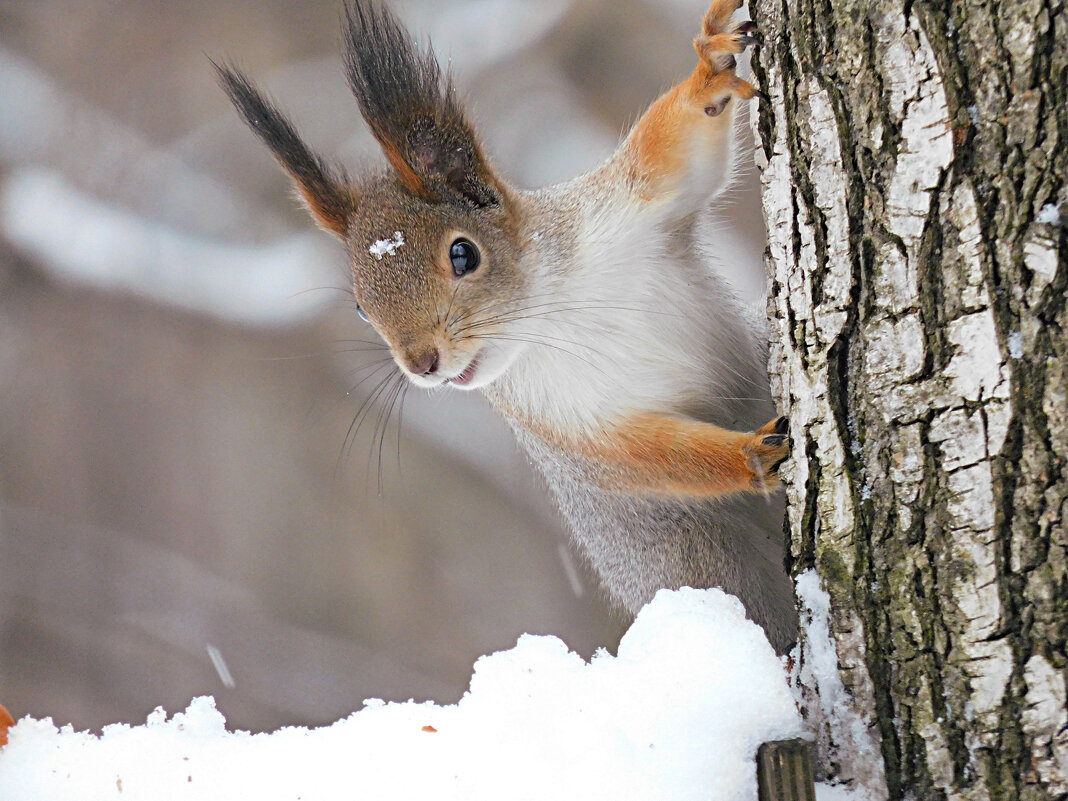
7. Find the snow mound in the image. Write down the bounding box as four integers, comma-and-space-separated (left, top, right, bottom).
0, 588, 804, 801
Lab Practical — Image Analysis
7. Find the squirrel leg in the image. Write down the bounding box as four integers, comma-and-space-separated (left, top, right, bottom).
621, 0, 759, 211
565, 412, 790, 499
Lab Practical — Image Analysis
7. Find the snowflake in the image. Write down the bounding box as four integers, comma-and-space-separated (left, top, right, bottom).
369, 231, 405, 260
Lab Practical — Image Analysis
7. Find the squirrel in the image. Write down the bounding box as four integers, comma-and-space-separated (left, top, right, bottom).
218, 0, 797, 652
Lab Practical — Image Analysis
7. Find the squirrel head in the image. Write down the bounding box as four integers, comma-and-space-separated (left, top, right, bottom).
217, 1, 527, 389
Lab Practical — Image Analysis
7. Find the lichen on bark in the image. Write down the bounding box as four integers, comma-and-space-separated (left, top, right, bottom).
751, 0, 1067, 798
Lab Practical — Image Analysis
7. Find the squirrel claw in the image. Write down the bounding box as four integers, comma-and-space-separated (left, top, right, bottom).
735, 22, 761, 48
746, 416, 791, 491
756, 415, 790, 437
694, 6, 761, 84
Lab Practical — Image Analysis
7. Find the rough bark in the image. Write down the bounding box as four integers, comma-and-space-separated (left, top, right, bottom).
751, 1, 1067, 799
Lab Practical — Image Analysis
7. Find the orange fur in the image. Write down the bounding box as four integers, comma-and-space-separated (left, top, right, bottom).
702, 0, 741, 34
696, 33, 745, 58
0, 702, 13, 748
628, 83, 693, 188
624, 0, 755, 196
289, 175, 354, 238
378, 138, 434, 201
602, 412, 755, 496
526, 412, 787, 499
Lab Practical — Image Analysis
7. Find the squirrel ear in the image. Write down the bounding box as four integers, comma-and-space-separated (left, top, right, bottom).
344, 1, 504, 209
215, 63, 354, 238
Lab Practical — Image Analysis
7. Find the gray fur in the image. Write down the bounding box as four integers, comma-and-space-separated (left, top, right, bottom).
513, 425, 795, 653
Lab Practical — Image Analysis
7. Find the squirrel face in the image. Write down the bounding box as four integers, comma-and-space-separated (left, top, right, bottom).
345, 179, 527, 390
218, 1, 533, 391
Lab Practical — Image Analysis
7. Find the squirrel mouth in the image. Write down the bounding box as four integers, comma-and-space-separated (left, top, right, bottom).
448, 355, 481, 386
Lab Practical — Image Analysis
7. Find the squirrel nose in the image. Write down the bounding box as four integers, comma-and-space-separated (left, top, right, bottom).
406, 349, 439, 376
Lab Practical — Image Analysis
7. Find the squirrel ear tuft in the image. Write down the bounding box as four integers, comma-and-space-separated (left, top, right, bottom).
215, 62, 354, 237
344, 1, 504, 209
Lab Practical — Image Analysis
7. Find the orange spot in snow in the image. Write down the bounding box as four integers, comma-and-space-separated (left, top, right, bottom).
0, 703, 15, 747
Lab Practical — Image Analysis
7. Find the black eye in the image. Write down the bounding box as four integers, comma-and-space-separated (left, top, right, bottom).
449, 238, 480, 276
356, 305, 370, 323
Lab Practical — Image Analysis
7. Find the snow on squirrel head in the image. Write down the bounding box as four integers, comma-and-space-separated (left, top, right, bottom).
217, 1, 526, 390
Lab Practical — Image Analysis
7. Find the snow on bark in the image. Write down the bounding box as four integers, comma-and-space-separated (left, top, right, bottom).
795, 571, 888, 798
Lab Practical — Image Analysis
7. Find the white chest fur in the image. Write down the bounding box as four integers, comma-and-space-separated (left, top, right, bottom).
491, 176, 767, 435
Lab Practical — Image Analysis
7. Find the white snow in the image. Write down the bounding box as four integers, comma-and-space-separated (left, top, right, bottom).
795, 571, 887, 799
369, 231, 405, 260
1036, 202, 1061, 225
1024, 230, 1060, 294
0, 588, 827, 801
795, 571, 847, 721
1008, 331, 1024, 359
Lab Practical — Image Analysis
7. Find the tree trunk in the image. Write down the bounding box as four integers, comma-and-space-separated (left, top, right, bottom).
750, 1, 1067, 798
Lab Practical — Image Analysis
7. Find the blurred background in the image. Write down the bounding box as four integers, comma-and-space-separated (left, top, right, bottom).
0, 0, 766, 733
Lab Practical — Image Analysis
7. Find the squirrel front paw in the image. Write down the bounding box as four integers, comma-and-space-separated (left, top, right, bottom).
744, 416, 790, 493
693, 1, 759, 111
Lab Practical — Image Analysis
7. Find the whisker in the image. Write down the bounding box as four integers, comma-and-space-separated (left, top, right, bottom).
369, 373, 408, 474
335, 337, 388, 347
453, 310, 622, 340
338, 356, 398, 383
444, 291, 675, 334
372, 374, 407, 493
460, 333, 619, 385
394, 380, 411, 477
487, 328, 615, 354
336, 365, 403, 475
287, 285, 355, 301
369, 374, 396, 489
447, 300, 682, 340
442, 280, 461, 329
256, 345, 388, 362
